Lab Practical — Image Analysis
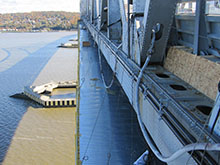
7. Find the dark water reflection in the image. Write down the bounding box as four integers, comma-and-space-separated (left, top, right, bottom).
0, 33, 74, 163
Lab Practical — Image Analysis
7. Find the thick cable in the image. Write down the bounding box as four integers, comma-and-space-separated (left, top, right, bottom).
135, 29, 220, 163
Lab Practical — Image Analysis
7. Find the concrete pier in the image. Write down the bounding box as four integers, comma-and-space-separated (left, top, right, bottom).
23, 81, 77, 107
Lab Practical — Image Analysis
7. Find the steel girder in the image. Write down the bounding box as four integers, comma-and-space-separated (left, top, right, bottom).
100, 0, 107, 31
140, 0, 177, 64
118, 0, 128, 53
107, 0, 122, 40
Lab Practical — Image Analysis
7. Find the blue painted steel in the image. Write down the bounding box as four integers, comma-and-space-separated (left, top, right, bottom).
79, 26, 147, 165
193, 0, 208, 55
80, 0, 220, 164
82, 18, 220, 163
175, 0, 220, 56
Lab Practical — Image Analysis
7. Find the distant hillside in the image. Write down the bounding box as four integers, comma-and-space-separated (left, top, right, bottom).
0, 11, 80, 32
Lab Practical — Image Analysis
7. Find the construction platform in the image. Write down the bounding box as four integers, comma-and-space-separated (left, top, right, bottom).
58, 41, 78, 48
23, 81, 77, 107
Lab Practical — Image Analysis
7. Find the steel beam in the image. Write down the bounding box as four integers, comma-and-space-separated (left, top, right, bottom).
80, 1, 220, 163
127, 0, 131, 58
82, 20, 202, 164
107, 0, 122, 40
133, 0, 146, 14
141, 0, 177, 64
130, 17, 142, 65
92, 0, 97, 24
86, 0, 89, 19
82, 19, 220, 163
99, 0, 107, 31
209, 83, 220, 136
89, 0, 94, 22
193, 0, 208, 55
118, 0, 128, 53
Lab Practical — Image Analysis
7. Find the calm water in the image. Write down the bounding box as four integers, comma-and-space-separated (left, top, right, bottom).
0, 32, 77, 164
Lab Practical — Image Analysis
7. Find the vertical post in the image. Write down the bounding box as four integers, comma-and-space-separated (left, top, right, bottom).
140, 0, 177, 64
133, 150, 149, 165
99, 0, 107, 31
86, 0, 89, 17
128, 0, 130, 58
193, 0, 208, 55
92, 0, 98, 25
118, 0, 128, 54
208, 82, 220, 136
91, 0, 94, 23
107, 0, 122, 40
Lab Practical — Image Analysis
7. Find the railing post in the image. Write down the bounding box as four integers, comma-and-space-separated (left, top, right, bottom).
118, 0, 128, 54
193, 0, 208, 55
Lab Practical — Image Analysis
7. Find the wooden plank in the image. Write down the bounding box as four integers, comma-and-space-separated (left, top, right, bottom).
165, 46, 220, 100
82, 41, 91, 47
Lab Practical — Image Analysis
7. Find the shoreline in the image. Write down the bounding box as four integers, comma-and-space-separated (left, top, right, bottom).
0, 29, 78, 33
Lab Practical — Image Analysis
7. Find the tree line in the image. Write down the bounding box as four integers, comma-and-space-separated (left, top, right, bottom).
0, 11, 80, 32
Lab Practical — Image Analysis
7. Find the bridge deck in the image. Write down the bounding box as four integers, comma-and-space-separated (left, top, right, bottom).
78, 23, 149, 165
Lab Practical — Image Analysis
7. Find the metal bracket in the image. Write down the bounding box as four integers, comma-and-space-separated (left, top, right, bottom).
208, 82, 220, 136
143, 88, 149, 100
140, 0, 177, 64
133, 150, 149, 165
107, 0, 121, 40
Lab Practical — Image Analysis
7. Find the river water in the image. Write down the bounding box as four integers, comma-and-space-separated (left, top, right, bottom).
0, 32, 78, 164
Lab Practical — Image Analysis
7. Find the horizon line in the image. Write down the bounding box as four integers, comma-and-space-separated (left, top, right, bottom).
0, 10, 80, 14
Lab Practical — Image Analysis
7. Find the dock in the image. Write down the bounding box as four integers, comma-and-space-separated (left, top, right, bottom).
23, 81, 77, 107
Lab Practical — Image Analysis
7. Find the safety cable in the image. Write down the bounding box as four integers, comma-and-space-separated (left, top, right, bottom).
135, 27, 220, 163
81, 92, 107, 164
107, 19, 121, 27
98, 46, 116, 89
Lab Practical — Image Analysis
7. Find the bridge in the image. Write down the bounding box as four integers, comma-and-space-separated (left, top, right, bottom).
79, 0, 220, 164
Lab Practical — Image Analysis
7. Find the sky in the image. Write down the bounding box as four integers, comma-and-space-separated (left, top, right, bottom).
0, 0, 80, 13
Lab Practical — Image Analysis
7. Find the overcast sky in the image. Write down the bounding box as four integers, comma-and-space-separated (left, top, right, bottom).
0, 0, 80, 13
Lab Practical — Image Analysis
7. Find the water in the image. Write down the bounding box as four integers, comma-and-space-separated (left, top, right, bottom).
0, 32, 77, 164
0, 30, 147, 165
50, 88, 76, 99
